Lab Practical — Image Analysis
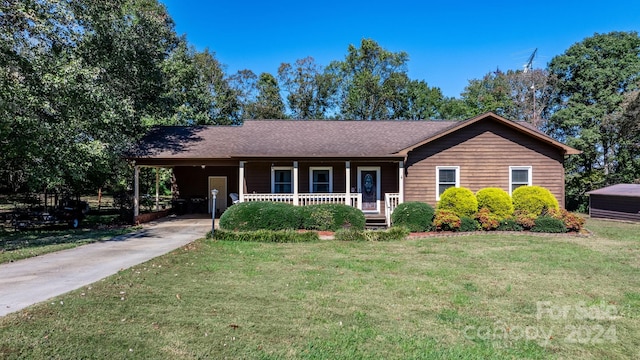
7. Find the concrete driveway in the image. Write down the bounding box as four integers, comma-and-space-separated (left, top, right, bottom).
0, 215, 212, 317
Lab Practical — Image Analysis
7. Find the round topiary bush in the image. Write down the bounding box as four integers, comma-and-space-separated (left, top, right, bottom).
512, 186, 559, 216
219, 201, 301, 231
299, 204, 365, 231
437, 187, 478, 218
476, 187, 514, 220
390, 201, 435, 232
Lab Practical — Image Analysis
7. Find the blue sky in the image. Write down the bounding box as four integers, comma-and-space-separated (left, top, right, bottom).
160, 1, 640, 98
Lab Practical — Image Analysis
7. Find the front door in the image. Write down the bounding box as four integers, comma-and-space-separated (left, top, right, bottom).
208, 176, 227, 216
357, 167, 380, 213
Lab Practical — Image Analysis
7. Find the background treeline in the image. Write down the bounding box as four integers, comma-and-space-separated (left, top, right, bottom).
1, 0, 639, 211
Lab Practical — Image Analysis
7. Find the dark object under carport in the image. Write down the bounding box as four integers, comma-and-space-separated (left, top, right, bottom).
587, 184, 640, 221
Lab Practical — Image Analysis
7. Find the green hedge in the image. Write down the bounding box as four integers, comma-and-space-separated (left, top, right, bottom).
459, 216, 480, 232
496, 218, 523, 231
512, 186, 559, 216
299, 204, 365, 231
219, 201, 301, 231
334, 227, 410, 242
390, 201, 435, 232
437, 187, 478, 217
531, 216, 566, 233
476, 187, 514, 219
208, 229, 319, 243
220, 202, 365, 231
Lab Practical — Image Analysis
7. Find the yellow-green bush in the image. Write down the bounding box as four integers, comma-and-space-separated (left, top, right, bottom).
512, 186, 559, 216
437, 187, 478, 217
476, 187, 514, 219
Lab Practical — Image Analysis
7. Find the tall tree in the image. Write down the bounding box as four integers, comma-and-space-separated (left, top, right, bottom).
249, 72, 286, 119
547, 31, 640, 210
458, 70, 516, 119
193, 49, 242, 125
503, 68, 556, 128
402, 79, 446, 120
277, 57, 337, 119
0, 0, 185, 195
329, 39, 409, 120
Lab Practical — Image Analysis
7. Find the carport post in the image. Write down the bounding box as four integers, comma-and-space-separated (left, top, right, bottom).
211, 189, 218, 234
133, 165, 140, 219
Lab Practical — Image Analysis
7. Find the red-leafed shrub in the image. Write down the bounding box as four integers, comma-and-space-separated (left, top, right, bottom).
475, 207, 501, 230
434, 210, 461, 231
515, 211, 537, 230
546, 208, 585, 232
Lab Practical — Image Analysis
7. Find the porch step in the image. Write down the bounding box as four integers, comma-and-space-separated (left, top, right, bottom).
365, 216, 388, 229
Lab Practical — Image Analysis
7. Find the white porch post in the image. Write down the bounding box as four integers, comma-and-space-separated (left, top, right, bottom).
239, 161, 245, 202
345, 161, 351, 205
133, 165, 140, 218
398, 161, 405, 204
155, 167, 160, 211
293, 161, 299, 206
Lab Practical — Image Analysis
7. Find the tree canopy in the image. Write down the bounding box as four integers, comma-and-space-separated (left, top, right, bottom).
2, 2, 639, 212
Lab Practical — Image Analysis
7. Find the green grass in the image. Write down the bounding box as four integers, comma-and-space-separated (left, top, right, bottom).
0, 218, 638, 359
0, 225, 137, 264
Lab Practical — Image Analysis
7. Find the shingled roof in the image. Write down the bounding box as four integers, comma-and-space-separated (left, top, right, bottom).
587, 184, 640, 198
128, 112, 579, 161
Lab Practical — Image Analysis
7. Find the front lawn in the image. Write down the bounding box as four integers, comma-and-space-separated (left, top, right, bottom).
0, 218, 638, 359
0, 219, 137, 264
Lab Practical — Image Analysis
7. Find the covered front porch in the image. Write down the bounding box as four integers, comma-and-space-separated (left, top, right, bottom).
133, 159, 405, 226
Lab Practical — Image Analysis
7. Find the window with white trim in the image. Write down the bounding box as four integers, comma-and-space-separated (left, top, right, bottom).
436, 166, 459, 200
309, 167, 332, 193
272, 167, 293, 193
509, 166, 532, 194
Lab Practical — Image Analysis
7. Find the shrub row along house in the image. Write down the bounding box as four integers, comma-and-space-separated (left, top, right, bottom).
128, 112, 580, 225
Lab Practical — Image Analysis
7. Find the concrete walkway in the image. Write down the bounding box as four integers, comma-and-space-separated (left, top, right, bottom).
0, 215, 212, 317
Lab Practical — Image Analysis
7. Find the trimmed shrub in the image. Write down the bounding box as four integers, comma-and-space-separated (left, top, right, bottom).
434, 209, 461, 231
334, 227, 410, 242
334, 228, 366, 241
497, 218, 524, 231
476, 188, 514, 220
515, 211, 537, 230
531, 216, 567, 233
374, 226, 410, 241
545, 208, 585, 232
209, 229, 319, 243
219, 201, 301, 231
390, 201, 435, 232
474, 207, 501, 230
437, 187, 478, 218
299, 204, 366, 231
459, 216, 480, 232
512, 186, 559, 216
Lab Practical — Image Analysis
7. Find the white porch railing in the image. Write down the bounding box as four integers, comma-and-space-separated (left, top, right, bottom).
242, 193, 294, 204
241, 193, 363, 210
385, 193, 401, 227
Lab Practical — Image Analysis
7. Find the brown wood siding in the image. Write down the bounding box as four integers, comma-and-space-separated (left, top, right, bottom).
173, 166, 238, 207
590, 195, 640, 221
245, 162, 271, 193
404, 119, 567, 208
